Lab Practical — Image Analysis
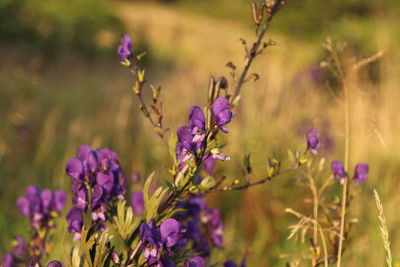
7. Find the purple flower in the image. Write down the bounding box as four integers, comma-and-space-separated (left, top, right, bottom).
184, 256, 205, 267
131, 171, 141, 183
224, 260, 238, 267
160, 257, 175, 267
1, 253, 16, 267
212, 97, 232, 133
354, 163, 368, 183
117, 34, 132, 62
209, 209, 223, 248
189, 106, 206, 133
140, 220, 162, 260
307, 128, 320, 155
16, 186, 66, 230
203, 155, 216, 174
66, 158, 84, 182
331, 161, 347, 180
96, 172, 115, 192
47, 261, 63, 267
13, 186, 66, 262
130, 191, 144, 216
66, 207, 83, 240
11, 236, 26, 256
160, 218, 181, 248
224, 259, 246, 267
54, 190, 67, 212
111, 251, 120, 265
174, 195, 224, 256
210, 148, 230, 161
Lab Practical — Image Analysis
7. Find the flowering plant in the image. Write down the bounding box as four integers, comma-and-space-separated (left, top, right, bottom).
1, 1, 379, 267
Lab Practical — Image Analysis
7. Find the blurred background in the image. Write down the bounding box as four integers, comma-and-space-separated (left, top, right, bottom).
1, 0, 400, 265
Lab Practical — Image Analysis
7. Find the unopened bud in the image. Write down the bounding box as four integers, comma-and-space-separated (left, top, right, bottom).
111, 251, 120, 264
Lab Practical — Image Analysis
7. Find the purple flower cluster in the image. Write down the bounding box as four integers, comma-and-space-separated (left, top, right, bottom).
175, 195, 224, 256
16, 186, 66, 232
176, 106, 207, 167
139, 218, 188, 266
2, 186, 66, 265
331, 161, 369, 183
65, 145, 127, 240
176, 100, 232, 171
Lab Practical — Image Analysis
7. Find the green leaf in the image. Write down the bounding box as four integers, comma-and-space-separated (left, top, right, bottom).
143, 172, 155, 209
112, 200, 141, 241
146, 186, 169, 222
168, 133, 178, 161
163, 179, 175, 192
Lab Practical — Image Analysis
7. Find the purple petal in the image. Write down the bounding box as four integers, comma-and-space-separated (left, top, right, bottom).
66, 208, 83, 234
1, 253, 15, 267
331, 161, 347, 179
96, 172, 114, 192
16, 196, 30, 217
66, 158, 84, 182
160, 257, 176, 267
41, 189, 53, 211
47, 261, 63, 267
212, 97, 230, 115
54, 190, 67, 212
12, 236, 26, 256
224, 260, 238, 267
189, 106, 205, 132
77, 145, 92, 160
160, 218, 180, 247
354, 162, 368, 183
117, 34, 132, 61
130, 191, 144, 216
184, 256, 205, 267
203, 156, 215, 174
307, 128, 321, 154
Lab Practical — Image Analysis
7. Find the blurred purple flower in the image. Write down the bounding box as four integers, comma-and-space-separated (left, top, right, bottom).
354, 163, 369, 183
224, 259, 246, 267
130, 191, 144, 216
1, 253, 16, 267
212, 98, 232, 133
174, 195, 224, 256
307, 129, 321, 155
47, 261, 63, 267
331, 161, 347, 180
111, 251, 120, 265
11, 236, 26, 256
184, 256, 205, 267
203, 155, 216, 174
131, 171, 141, 183
117, 34, 132, 62
16, 186, 66, 231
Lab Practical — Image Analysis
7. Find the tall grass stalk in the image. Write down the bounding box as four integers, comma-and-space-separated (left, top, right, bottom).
329, 39, 350, 267
373, 189, 393, 267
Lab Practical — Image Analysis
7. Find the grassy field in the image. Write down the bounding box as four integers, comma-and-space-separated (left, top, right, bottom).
1, 1, 400, 266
